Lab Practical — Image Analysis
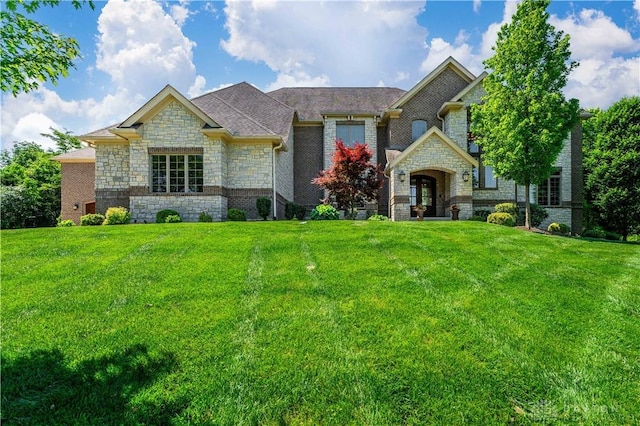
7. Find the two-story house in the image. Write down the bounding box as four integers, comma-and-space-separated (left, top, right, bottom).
55, 57, 584, 231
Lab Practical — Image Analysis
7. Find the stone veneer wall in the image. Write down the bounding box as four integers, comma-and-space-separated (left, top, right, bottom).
536, 134, 573, 231
95, 143, 130, 214
293, 125, 324, 210
127, 100, 228, 222
60, 162, 95, 224
391, 134, 473, 221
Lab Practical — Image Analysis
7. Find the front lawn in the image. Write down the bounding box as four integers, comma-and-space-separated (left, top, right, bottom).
2, 221, 639, 424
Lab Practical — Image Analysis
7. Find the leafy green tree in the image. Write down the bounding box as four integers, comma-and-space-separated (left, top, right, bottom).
584, 97, 640, 241
0, 139, 65, 228
471, 0, 580, 228
41, 126, 82, 153
1, 0, 94, 96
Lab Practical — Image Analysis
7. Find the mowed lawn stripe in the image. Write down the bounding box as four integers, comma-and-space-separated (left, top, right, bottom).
1, 221, 638, 424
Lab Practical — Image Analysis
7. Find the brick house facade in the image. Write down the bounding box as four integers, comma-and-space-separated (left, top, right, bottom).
57, 57, 584, 231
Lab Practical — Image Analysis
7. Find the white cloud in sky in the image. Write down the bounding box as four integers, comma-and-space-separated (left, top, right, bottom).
550, 9, 640, 108
635, 0, 640, 17
221, 0, 427, 90
2, 0, 206, 149
420, 0, 639, 109
11, 113, 60, 151
473, 0, 482, 14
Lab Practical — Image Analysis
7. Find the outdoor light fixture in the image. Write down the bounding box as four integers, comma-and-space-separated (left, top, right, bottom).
462, 170, 470, 183
399, 170, 406, 182
73, 203, 79, 210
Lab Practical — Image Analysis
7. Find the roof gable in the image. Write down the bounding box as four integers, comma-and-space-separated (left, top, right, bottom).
390, 57, 475, 109
388, 126, 478, 170
120, 85, 219, 129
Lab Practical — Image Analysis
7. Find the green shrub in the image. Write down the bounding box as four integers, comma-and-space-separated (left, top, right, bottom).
604, 231, 622, 241
285, 202, 308, 220
156, 209, 180, 224
310, 204, 340, 220
547, 222, 570, 235
529, 203, 549, 227
285, 202, 297, 220
198, 212, 213, 222
487, 212, 516, 227
256, 197, 271, 220
103, 207, 131, 225
165, 215, 182, 223
469, 215, 486, 222
227, 208, 247, 221
582, 227, 606, 239
57, 219, 75, 227
473, 210, 492, 220
368, 214, 389, 221
80, 213, 105, 226
294, 204, 306, 220
494, 203, 519, 220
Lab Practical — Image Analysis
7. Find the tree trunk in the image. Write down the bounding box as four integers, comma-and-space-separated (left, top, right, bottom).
524, 182, 531, 229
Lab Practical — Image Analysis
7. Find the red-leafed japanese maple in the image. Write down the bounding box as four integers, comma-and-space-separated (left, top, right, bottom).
312, 139, 384, 219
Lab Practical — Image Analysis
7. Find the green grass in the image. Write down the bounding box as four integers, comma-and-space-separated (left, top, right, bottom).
2, 221, 639, 425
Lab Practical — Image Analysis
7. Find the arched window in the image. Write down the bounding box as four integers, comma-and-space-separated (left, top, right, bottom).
411, 119, 428, 142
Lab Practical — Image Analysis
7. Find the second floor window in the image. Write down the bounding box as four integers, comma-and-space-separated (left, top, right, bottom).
411, 119, 428, 142
336, 123, 365, 147
151, 154, 203, 193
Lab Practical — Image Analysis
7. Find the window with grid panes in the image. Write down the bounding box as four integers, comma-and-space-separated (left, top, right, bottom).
151, 154, 203, 193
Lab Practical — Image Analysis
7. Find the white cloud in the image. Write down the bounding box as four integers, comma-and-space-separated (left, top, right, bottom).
635, 0, 640, 18
266, 71, 330, 92
550, 9, 640, 108
2, 0, 205, 150
96, 0, 198, 96
221, 0, 427, 89
550, 9, 640, 60
473, 0, 481, 13
10, 113, 60, 151
419, 0, 639, 109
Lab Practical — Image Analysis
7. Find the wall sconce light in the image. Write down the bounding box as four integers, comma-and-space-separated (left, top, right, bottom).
462, 170, 470, 183
399, 170, 406, 182
73, 203, 79, 210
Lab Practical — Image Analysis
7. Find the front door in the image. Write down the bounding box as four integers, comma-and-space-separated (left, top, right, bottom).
410, 175, 436, 217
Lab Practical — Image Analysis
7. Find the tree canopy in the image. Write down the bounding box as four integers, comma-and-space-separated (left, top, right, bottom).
312, 140, 384, 219
584, 96, 640, 241
1, 0, 94, 96
471, 0, 580, 228
1, 129, 82, 229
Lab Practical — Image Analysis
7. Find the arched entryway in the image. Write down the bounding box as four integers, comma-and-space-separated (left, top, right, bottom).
410, 175, 436, 217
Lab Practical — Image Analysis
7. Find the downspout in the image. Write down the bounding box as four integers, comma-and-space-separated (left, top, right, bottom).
272, 140, 284, 220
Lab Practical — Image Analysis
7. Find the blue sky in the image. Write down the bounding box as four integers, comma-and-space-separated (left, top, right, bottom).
2, 0, 639, 150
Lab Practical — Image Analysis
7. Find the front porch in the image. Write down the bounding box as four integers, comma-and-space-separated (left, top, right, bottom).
385, 127, 478, 222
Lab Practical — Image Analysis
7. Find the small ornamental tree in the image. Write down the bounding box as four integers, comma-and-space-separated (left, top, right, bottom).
471, 0, 580, 228
312, 139, 384, 219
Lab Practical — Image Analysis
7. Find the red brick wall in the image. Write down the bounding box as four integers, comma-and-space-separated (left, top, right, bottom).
60, 163, 95, 224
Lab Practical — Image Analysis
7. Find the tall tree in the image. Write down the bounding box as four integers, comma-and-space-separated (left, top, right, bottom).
471, 0, 580, 228
312, 140, 384, 219
1, 0, 94, 96
584, 97, 640, 241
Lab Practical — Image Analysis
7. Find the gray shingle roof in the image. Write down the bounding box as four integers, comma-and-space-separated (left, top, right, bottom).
192, 82, 295, 139
267, 87, 406, 121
